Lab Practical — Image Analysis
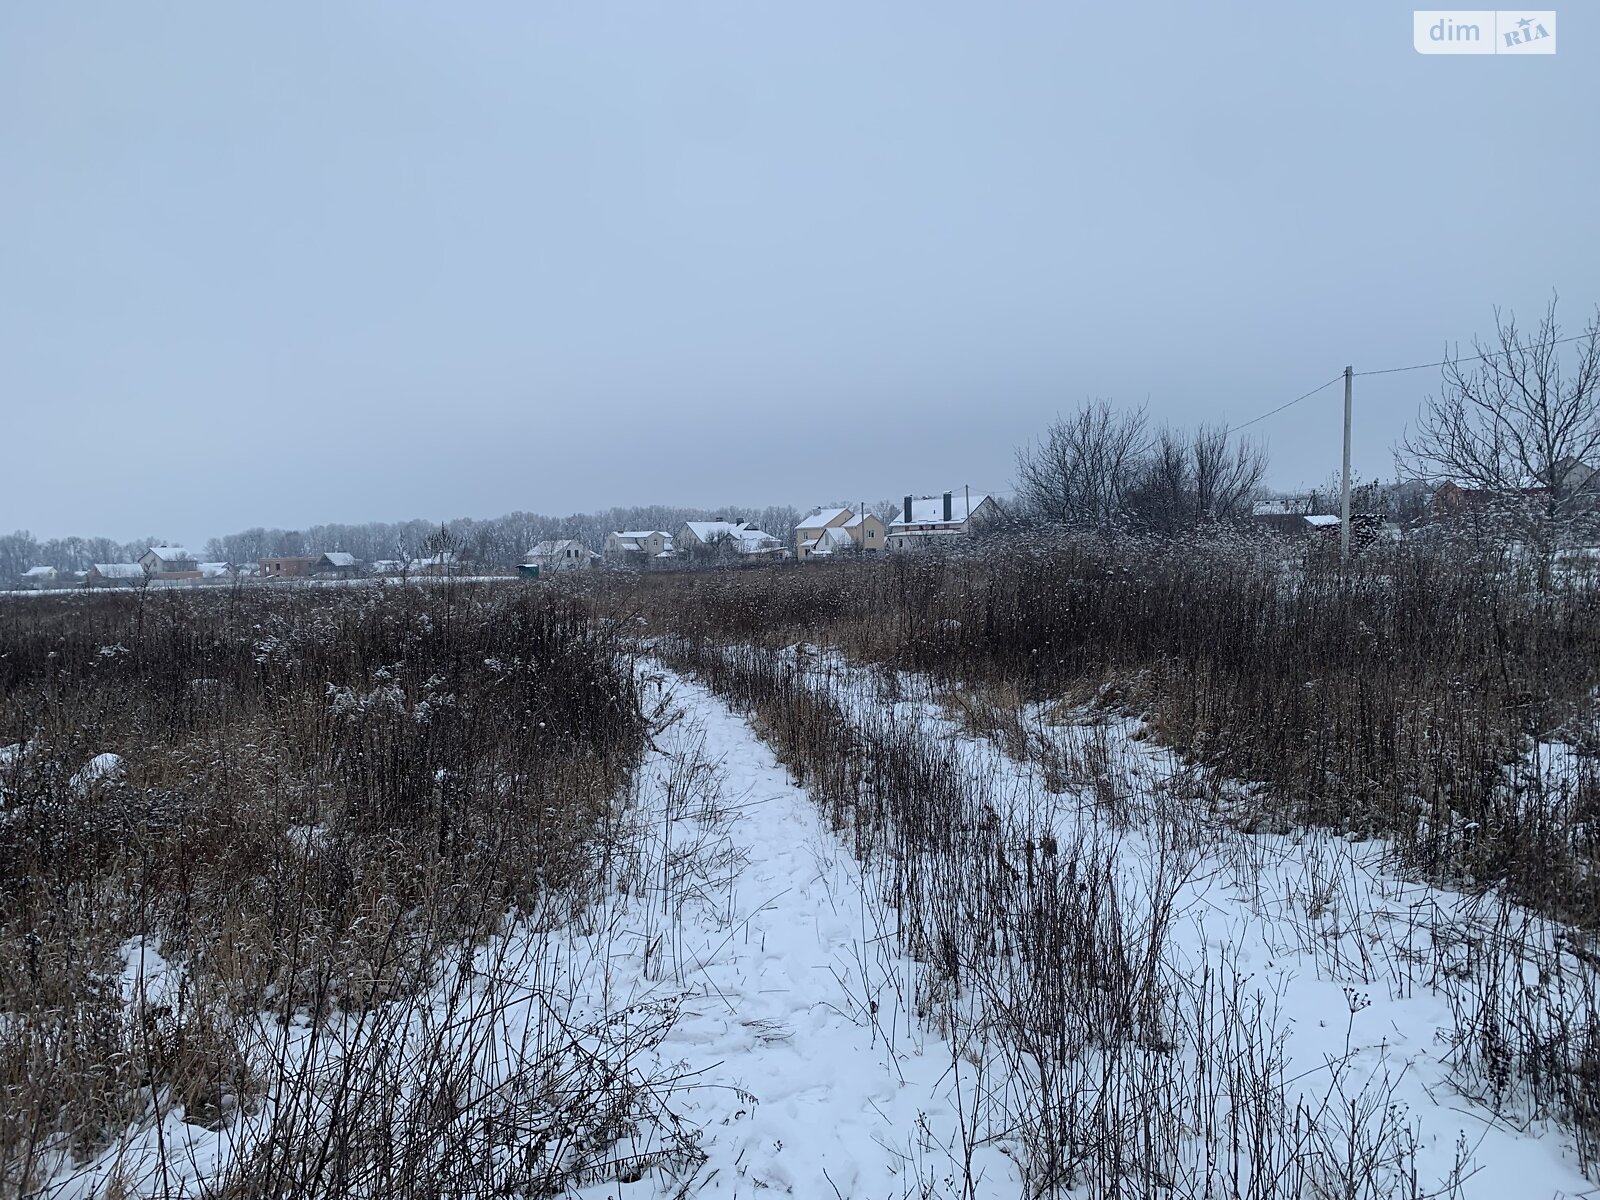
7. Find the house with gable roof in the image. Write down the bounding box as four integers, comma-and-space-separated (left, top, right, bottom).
795, 507, 887, 560
525, 539, 599, 573
604, 530, 674, 564
314, 552, 363, 578
138, 546, 200, 579
675, 521, 783, 561
886, 491, 1001, 551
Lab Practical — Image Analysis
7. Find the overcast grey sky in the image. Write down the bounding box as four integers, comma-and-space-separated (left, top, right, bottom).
3, 2, 1596, 547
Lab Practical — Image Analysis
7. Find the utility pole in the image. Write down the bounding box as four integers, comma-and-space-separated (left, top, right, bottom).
1340, 365, 1353, 563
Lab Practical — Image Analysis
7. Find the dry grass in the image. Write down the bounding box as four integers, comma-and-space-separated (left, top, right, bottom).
589, 536, 1600, 926
583, 536, 1600, 1192
0, 582, 649, 1197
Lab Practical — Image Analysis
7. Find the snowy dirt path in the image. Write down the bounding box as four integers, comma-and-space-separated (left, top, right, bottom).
575, 667, 1015, 1199
55, 654, 1594, 1198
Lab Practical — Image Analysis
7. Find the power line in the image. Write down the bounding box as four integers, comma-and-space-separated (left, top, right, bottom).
1224, 375, 1344, 436
1353, 332, 1593, 377
1220, 331, 1596, 438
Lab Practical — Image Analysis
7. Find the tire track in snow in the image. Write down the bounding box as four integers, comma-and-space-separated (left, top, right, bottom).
610, 666, 1014, 1199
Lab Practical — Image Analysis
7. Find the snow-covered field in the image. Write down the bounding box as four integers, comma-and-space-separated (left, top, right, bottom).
32, 655, 1600, 1198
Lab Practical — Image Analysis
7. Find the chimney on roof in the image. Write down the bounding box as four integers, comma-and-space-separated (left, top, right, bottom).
903, 495, 913, 523
943, 492, 953, 522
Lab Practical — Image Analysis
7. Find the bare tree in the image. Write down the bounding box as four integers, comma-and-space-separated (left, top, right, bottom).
1192, 424, 1269, 521
1120, 425, 1266, 534
1014, 400, 1151, 528
1400, 297, 1600, 552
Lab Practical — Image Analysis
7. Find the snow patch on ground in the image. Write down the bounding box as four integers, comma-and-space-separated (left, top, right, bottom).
69, 751, 124, 793
758, 644, 1599, 1197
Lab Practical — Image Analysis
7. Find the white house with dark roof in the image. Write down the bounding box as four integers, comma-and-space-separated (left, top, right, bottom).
886, 491, 1000, 551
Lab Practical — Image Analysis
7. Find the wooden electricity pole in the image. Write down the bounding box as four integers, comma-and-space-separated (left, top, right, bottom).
1340, 365, 1353, 563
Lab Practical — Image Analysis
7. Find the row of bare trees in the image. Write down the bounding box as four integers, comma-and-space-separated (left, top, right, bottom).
1013, 403, 1267, 533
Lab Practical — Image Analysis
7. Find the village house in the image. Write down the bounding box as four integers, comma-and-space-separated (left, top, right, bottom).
259, 556, 317, 579
525, 539, 599, 573
314, 552, 363, 578
604, 530, 674, 564
675, 521, 783, 560
197, 561, 235, 579
20, 565, 59, 587
414, 551, 462, 576
1422, 462, 1598, 522
794, 508, 887, 560
886, 492, 1000, 551
138, 546, 200, 579
86, 563, 147, 586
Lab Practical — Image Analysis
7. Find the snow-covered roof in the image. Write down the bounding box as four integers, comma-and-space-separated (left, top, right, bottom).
22, 566, 56, 577
809, 527, 854, 556
678, 521, 778, 551
145, 546, 193, 561
92, 563, 146, 579
1252, 498, 1311, 517
198, 562, 233, 577
529, 539, 583, 557
890, 494, 992, 528
798, 508, 852, 531
734, 529, 778, 551
319, 552, 358, 567
616, 530, 668, 540
1304, 514, 1341, 527
683, 521, 748, 542
655, 550, 675, 558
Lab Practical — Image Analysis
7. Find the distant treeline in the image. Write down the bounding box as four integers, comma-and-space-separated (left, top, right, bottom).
1, 503, 813, 578
0, 532, 172, 581
200, 504, 814, 567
